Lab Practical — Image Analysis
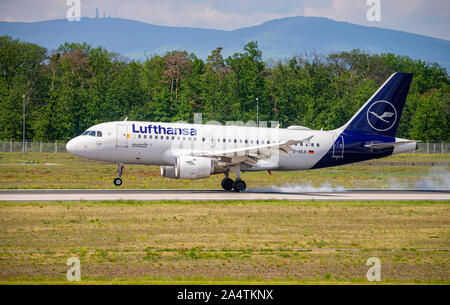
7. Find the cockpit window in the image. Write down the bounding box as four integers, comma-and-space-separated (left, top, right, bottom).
81, 130, 103, 138
82, 130, 103, 137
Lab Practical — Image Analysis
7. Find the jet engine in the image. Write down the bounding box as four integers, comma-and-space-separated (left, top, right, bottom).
160, 165, 177, 179
161, 156, 214, 179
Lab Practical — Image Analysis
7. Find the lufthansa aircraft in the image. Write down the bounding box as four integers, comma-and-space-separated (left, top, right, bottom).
66, 73, 417, 191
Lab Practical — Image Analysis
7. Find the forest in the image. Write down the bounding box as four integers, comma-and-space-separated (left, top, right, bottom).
0, 36, 448, 142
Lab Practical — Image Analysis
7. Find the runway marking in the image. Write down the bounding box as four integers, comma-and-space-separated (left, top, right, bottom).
0, 189, 449, 201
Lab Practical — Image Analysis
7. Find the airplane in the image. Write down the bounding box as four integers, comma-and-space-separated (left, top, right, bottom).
66, 73, 418, 192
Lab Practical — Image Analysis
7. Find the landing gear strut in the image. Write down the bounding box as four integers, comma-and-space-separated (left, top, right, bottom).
114, 163, 124, 186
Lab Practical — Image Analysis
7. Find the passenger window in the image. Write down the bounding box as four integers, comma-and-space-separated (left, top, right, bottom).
245, 140, 248, 144
311, 143, 314, 147
149, 135, 152, 139
144, 135, 147, 139
155, 136, 158, 139
317, 143, 320, 147
138, 135, 141, 139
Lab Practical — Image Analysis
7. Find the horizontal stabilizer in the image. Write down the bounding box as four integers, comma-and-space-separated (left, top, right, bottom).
364, 141, 417, 149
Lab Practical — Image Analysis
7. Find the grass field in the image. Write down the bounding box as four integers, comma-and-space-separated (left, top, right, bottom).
0, 152, 449, 190
0, 153, 448, 284
0, 200, 449, 284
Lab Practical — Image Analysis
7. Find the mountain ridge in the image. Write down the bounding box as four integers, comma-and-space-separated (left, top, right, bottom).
0, 16, 449, 69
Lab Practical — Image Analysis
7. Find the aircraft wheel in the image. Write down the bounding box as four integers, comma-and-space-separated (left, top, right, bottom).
233, 179, 246, 192
113, 178, 123, 186
221, 177, 234, 191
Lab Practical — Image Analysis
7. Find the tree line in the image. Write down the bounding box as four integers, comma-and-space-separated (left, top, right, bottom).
0, 36, 448, 142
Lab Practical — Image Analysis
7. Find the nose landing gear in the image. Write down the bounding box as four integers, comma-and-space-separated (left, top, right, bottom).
113, 177, 122, 186
114, 163, 124, 186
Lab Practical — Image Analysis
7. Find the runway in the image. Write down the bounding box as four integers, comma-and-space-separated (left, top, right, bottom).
0, 189, 449, 201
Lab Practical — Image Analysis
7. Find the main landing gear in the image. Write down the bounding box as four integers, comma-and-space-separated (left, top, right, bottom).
221, 177, 234, 190
232, 178, 246, 192
113, 163, 124, 186
221, 167, 247, 192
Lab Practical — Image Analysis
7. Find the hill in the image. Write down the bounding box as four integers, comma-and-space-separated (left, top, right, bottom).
0, 16, 449, 68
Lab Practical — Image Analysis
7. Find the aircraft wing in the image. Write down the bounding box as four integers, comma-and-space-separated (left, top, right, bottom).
187, 135, 314, 166
364, 140, 417, 149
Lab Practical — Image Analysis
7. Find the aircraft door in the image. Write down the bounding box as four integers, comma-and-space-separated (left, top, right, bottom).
116, 124, 129, 148
332, 135, 344, 159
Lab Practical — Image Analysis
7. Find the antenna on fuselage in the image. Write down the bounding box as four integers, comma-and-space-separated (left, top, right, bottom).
124, 117, 128, 121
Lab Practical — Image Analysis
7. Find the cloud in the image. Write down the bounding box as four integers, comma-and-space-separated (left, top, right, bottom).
0, 0, 448, 40
82, 0, 298, 30
304, 0, 366, 22
2, 16, 17, 22
302, 0, 450, 40
302, 0, 425, 24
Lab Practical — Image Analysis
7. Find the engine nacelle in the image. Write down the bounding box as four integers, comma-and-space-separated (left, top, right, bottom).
175, 156, 214, 180
160, 166, 177, 179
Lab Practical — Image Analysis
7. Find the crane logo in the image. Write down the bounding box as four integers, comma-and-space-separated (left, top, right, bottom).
367, 100, 397, 131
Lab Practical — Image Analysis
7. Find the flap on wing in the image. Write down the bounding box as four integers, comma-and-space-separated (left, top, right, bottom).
189, 135, 314, 165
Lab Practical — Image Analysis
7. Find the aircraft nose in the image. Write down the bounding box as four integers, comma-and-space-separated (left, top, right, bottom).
66, 137, 79, 154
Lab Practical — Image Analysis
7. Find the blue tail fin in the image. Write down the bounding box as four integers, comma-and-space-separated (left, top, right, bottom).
343, 73, 413, 137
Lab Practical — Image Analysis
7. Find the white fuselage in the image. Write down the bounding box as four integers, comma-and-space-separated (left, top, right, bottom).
67, 121, 338, 171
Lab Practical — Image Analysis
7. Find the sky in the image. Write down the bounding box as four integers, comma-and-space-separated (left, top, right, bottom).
0, 0, 449, 40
